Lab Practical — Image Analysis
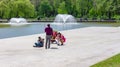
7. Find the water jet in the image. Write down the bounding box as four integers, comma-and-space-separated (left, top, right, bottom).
54, 14, 77, 23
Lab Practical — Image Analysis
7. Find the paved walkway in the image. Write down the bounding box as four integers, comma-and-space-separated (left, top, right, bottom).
0, 27, 120, 67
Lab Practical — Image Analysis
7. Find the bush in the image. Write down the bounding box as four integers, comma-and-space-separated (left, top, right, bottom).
113, 15, 120, 22
114, 15, 120, 20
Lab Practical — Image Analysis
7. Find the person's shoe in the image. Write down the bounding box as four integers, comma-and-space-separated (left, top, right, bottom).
61, 44, 63, 45
33, 46, 37, 47
57, 44, 60, 46
48, 46, 50, 49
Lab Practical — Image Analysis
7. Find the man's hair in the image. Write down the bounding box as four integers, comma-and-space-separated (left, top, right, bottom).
47, 24, 50, 27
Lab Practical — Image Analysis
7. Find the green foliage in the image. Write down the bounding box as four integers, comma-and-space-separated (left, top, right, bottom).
114, 15, 120, 22
91, 54, 120, 67
114, 15, 120, 20
38, 0, 52, 17
89, 8, 96, 18
57, 1, 68, 14
0, 0, 120, 19
0, 0, 9, 18
0, 0, 35, 19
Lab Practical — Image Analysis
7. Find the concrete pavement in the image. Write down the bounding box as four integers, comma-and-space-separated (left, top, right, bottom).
0, 27, 120, 67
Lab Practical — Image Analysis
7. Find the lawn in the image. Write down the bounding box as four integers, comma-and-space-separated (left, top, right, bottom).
91, 54, 120, 67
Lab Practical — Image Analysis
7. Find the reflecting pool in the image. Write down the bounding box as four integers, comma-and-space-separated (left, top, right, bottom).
0, 22, 116, 39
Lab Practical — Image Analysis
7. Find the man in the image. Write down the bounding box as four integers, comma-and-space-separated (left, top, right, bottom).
45, 24, 53, 49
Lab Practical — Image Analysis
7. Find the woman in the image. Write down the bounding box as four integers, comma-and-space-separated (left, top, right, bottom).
33, 36, 44, 47
55, 32, 66, 45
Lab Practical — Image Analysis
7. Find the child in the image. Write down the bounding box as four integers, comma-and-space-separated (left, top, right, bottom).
33, 36, 44, 47
51, 30, 58, 43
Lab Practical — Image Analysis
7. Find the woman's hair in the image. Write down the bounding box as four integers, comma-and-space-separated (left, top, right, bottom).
38, 37, 41, 39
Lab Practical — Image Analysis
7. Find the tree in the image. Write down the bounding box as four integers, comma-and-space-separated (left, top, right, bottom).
11, 0, 35, 18
38, 0, 52, 17
57, 1, 68, 14
0, 0, 120, 19
75, 0, 92, 18
0, 0, 10, 18
0, 0, 35, 19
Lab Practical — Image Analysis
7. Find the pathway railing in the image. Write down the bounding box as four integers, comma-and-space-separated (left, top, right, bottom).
0, 19, 118, 23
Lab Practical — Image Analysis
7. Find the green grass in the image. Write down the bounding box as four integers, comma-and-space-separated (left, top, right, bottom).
0, 23, 11, 28
91, 54, 120, 67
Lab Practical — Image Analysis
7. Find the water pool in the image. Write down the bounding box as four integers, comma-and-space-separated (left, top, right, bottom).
0, 22, 113, 39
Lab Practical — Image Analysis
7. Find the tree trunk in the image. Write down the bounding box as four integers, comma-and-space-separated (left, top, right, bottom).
108, 11, 111, 19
